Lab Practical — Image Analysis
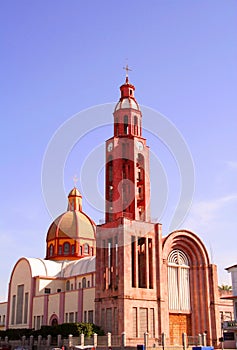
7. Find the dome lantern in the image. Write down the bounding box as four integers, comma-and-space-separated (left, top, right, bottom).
67, 187, 82, 211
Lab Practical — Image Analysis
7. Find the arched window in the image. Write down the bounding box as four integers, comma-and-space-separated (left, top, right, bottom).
124, 115, 128, 134
108, 156, 113, 182
168, 249, 190, 311
49, 244, 53, 257
64, 242, 70, 255
115, 117, 119, 136
82, 277, 86, 288
84, 243, 89, 254
137, 153, 144, 181
134, 115, 138, 135
71, 245, 75, 254
66, 280, 70, 291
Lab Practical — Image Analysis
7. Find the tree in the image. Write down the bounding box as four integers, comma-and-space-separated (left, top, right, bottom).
218, 284, 232, 291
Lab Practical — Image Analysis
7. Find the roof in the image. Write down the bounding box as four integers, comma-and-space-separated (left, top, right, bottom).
114, 98, 140, 111
16, 256, 96, 278
63, 256, 95, 277
220, 295, 237, 300
24, 258, 66, 277
225, 264, 237, 271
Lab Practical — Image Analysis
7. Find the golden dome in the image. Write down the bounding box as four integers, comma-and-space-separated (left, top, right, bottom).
47, 210, 95, 241
45, 187, 96, 261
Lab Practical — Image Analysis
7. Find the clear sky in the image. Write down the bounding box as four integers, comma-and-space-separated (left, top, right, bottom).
0, 0, 237, 300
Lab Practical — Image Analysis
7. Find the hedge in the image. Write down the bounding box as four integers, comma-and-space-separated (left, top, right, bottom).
0, 323, 104, 340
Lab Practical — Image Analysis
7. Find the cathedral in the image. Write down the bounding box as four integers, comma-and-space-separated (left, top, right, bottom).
0, 74, 224, 346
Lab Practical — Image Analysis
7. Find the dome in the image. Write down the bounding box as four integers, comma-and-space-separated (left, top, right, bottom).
114, 98, 140, 111
47, 210, 95, 241
45, 187, 96, 261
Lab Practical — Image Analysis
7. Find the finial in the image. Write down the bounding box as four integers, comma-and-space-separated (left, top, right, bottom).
73, 174, 79, 187
123, 64, 132, 83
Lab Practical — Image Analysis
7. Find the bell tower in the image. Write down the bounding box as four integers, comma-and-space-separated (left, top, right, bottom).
95, 71, 161, 337
105, 69, 151, 222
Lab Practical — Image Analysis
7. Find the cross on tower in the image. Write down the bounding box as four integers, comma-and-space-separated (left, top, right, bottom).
123, 64, 132, 78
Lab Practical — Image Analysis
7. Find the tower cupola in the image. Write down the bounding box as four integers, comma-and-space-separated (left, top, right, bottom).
114, 74, 140, 112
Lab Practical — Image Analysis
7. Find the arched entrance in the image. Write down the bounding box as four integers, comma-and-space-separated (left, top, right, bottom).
49, 313, 59, 327
51, 317, 58, 326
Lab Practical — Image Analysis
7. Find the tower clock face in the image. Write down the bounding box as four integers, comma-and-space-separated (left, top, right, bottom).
136, 140, 143, 151
107, 142, 113, 152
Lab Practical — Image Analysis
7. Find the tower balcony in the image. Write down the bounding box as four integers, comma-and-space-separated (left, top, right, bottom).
222, 320, 237, 330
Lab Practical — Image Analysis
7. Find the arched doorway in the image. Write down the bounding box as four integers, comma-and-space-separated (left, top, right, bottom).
51, 317, 58, 326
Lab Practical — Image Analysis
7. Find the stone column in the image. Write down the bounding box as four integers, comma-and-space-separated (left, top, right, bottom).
80, 333, 84, 347
37, 335, 42, 350
202, 332, 207, 346
144, 332, 149, 350
57, 334, 62, 348
93, 333, 98, 348
47, 335, 51, 348
68, 334, 73, 348
107, 332, 111, 348
29, 335, 34, 349
22, 335, 26, 346
121, 332, 126, 348
182, 333, 187, 350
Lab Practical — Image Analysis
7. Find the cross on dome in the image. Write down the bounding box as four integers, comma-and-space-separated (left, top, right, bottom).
73, 174, 79, 187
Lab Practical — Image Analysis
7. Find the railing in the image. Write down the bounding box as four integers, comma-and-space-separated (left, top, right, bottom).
187, 336, 200, 346
222, 320, 237, 329
0, 331, 213, 350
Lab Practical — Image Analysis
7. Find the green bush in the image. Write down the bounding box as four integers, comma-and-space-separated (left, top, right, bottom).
0, 323, 104, 340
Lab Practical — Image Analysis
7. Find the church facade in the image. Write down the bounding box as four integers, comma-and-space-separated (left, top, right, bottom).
0, 74, 225, 346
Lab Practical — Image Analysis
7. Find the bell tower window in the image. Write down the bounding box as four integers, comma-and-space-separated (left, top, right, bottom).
108, 156, 113, 182
124, 115, 128, 134
115, 117, 119, 136
134, 116, 138, 135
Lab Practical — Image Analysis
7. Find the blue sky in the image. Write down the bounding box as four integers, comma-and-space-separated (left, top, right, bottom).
0, 0, 237, 300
